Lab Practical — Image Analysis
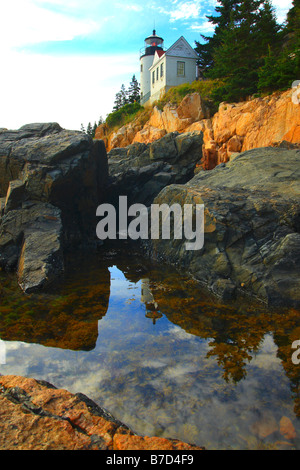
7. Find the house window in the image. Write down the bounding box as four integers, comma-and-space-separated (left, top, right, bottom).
156, 68, 159, 81
160, 63, 164, 78
177, 61, 185, 77
152, 71, 155, 84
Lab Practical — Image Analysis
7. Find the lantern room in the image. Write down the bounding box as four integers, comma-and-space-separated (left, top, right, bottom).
141, 30, 164, 57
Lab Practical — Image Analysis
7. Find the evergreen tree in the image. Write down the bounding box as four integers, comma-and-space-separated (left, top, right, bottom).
286, 0, 300, 37
208, 0, 281, 101
92, 122, 98, 138
113, 84, 128, 111
120, 84, 128, 106
80, 123, 85, 133
258, 0, 300, 93
127, 75, 140, 103
86, 122, 93, 136
195, 0, 239, 75
113, 90, 123, 111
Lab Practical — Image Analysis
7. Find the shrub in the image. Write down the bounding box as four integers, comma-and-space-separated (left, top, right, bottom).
154, 79, 223, 114
106, 102, 143, 129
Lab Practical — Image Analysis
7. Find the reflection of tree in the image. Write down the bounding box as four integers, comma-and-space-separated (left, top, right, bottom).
0, 256, 111, 351
204, 315, 269, 383
1, 242, 300, 415
145, 269, 300, 394
272, 310, 300, 417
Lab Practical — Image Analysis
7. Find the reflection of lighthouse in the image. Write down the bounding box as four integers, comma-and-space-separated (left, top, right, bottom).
141, 279, 162, 324
0, 340, 6, 365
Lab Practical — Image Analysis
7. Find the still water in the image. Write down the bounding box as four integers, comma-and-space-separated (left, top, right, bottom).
0, 244, 299, 450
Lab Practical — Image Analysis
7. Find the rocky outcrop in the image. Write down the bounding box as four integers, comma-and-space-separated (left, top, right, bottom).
0, 375, 203, 450
0, 123, 108, 293
206, 89, 300, 167
97, 93, 211, 152
143, 147, 300, 308
106, 131, 203, 207
96, 89, 300, 171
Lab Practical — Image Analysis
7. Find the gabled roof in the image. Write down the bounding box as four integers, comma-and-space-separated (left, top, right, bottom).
149, 36, 197, 70
166, 36, 198, 59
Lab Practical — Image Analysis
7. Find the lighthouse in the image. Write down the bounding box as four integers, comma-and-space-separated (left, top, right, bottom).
140, 30, 164, 105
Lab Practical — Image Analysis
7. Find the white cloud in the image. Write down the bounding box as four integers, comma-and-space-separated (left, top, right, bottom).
190, 21, 215, 34
0, 49, 139, 131
169, 1, 202, 22
0, 0, 99, 50
271, 0, 293, 23
119, 3, 143, 12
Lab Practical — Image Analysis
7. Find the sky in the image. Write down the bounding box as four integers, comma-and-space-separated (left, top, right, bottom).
0, 0, 293, 131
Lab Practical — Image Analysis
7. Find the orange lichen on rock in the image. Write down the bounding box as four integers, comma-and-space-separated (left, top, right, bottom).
0, 375, 203, 451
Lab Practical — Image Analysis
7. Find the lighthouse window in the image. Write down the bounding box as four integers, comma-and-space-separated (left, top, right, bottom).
177, 61, 185, 77
156, 68, 159, 81
141, 64, 143, 72
152, 71, 155, 84
160, 63, 164, 78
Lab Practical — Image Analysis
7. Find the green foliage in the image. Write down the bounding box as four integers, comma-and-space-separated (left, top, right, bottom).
196, 0, 289, 102
258, 0, 300, 94
258, 47, 300, 93
113, 75, 141, 111
202, 0, 282, 101
156, 79, 223, 110
127, 75, 140, 104
106, 102, 143, 129
195, 0, 240, 76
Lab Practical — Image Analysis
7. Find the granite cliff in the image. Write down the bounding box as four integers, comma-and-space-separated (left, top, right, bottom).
96, 87, 300, 170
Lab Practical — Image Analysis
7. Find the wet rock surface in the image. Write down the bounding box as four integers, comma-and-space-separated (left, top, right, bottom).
0, 123, 108, 293
144, 147, 300, 307
0, 375, 203, 450
106, 131, 203, 207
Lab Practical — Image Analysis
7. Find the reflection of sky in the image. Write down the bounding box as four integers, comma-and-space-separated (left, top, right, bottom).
0, 266, 298, 450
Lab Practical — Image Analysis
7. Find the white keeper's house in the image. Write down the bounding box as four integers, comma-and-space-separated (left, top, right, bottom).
140, 30, 199, 106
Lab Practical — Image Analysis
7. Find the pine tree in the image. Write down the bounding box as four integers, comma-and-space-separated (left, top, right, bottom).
120, 84, 128, 107
92, 122, 98, 138
258, 0, 300, 93
86, 122, 93, 136
208, 0, 281, 101
113, 84, 128, 111
286, 0, 300, 37
127, 75, 140, 103
80, 123, 85, 133
195, 0, 239, 75
113, 91, 123, 111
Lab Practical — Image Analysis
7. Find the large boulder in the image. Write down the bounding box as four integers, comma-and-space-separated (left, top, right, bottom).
106, 131, 203, 207
144, 147, 300, 307
0, 123, 108, 292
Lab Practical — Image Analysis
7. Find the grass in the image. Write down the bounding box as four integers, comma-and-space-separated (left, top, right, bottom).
103, 79, 224, 137
154, 78, 224, 111
106, 102, 146, 130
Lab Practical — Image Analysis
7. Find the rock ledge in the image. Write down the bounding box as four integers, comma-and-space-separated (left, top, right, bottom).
0, 375, 203, 451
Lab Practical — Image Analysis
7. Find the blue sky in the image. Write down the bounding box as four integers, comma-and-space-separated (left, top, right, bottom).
0, 0, 293, 131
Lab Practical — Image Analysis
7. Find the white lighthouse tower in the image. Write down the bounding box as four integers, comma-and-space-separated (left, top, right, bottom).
140, 30, 164, 105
